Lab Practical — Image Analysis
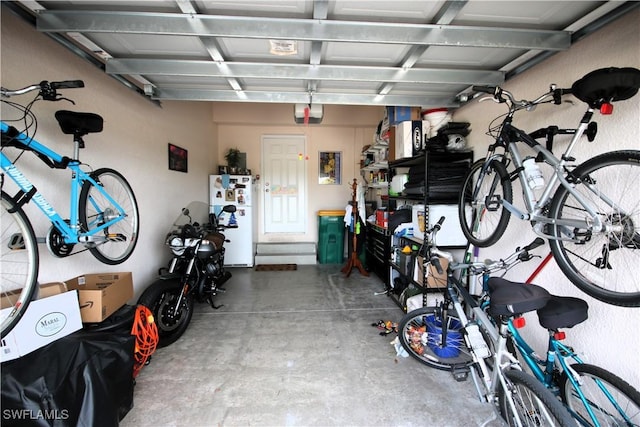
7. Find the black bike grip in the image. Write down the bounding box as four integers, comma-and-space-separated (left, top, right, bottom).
51, 80, 85, 89
552, 87, 572, 104
431, 256, 444, 275
524, 237, 545, 251
473, 85, 496, 94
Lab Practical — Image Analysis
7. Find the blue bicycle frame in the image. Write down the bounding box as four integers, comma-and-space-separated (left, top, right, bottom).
1, 121, 128, 244
508, 324, 632, 427
474, 272, 633, 427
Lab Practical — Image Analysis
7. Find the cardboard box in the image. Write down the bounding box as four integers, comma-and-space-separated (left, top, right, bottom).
413, 256, 449, 288
375, 209, 388, 228
65, 272, 133, 323
1, 282, 67, 310
386, 106, 422, 125
0, 290, 82, 362
395, 120, 429, 159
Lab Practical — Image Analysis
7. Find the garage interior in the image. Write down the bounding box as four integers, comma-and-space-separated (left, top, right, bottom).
1, 1, 639, 426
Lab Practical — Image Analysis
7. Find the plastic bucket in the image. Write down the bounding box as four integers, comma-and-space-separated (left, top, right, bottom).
422, 108, 451, 138
390, 174, 408, 196
426, 314, 463, 358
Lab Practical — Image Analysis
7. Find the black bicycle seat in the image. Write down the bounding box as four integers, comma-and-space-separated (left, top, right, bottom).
487, 277, 551, 317
571, 67, 640, 109
55, 110, 104, 136
537, 295, 588, 330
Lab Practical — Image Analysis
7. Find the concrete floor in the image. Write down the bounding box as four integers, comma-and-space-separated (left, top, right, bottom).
121, 265, 501, 427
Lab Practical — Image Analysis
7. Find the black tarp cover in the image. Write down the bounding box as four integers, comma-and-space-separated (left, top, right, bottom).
1, 328, 135, 427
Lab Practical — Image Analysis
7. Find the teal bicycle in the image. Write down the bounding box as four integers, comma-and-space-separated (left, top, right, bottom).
1, 80, 139, 338
398, 221, 640, 426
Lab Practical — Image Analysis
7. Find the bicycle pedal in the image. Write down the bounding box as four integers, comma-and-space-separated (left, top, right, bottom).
464, 324, 491, 359
107, 233, 127, 242
451, 365, 470, 382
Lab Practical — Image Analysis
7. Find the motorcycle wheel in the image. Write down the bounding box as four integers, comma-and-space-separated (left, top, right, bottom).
138, 278, 194, 348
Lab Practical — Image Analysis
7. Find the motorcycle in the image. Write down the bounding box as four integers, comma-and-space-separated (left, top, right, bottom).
138, 201, 236, 347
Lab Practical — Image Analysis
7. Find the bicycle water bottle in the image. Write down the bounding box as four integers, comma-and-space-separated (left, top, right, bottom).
523, 157, 544, 190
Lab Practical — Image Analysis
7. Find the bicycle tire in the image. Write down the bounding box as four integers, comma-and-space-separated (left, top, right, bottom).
499, 369, 575, 427
560, 363, 640, 426
398, 306, 474, 370
79, 168, 139, 265
459, 158, 513, 247
549, 150, 640, 307
1, 191, 39, 338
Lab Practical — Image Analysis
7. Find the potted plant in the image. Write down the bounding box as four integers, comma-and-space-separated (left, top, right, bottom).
224, 147, 241, 173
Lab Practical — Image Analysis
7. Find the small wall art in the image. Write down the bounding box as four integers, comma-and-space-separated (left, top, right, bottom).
168, 143, 188, 173
319, 151, 341, 185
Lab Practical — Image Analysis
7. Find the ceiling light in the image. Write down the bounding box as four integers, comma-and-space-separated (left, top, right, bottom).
269, 40, 298, 56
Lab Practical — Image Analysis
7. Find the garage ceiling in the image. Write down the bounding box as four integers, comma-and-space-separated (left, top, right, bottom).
6, 1, 638, 108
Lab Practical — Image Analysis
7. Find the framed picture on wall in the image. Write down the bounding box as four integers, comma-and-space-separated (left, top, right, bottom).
319, 151, 341, 185
168, 143, 188, 173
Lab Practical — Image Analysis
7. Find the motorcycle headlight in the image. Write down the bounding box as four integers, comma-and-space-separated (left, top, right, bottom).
168, 236, 185, 256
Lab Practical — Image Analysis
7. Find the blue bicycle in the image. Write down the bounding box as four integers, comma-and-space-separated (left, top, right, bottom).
509, 294, 640, 426
1, 80, 139, 338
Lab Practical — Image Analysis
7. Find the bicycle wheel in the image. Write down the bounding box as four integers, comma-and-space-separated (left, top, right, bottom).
499, 369, 575, 427
398, 306, 473, 370
549, 150, 640, 306
560, 363, 640, 426
79, 168, 139, 265
1, 191, 39, 338
459, 158, 513, 247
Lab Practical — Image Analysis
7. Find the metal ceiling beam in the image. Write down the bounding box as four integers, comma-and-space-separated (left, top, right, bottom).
174, 1, 245, 96
1, 1, 159, 106
376, 0, 468, 96
310, 0, 328, 66
152, 88, 459, 107
504, 1, 639, 80
36, 10, 571, 50
308, 0, 329, 97
106, 59, 504, 85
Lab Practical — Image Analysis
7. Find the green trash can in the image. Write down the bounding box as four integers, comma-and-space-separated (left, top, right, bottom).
318, 210, 346, 264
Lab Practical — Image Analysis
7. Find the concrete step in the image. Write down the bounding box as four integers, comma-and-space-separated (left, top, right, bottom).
254, 253, 317, 265
256, 242, 316, 255
254, 242, 317, 265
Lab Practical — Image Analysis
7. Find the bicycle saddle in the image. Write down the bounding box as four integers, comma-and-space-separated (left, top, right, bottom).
537, 296, 588, 330
55, 110, 104, 136
571, 67, 640, 109
487, 277, 551, 317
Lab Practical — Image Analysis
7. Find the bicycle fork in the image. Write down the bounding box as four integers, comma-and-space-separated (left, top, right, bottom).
551, 340, 623, 427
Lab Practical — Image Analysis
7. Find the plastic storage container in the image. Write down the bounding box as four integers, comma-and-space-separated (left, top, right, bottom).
422, 108, 452, 138
318, 210, 346, 264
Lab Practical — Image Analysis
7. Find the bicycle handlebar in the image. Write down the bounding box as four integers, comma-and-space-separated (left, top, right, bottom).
433, 216, 445, 232
473, 84, 573, 109
1, 80, 84, 99
426, 218, 543, 276
50, 80, 84, 90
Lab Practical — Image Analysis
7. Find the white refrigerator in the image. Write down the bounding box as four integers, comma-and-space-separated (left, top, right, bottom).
210, 175, 254, 267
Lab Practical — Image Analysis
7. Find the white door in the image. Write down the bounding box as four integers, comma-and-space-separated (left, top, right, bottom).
261, 135, 306, 233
